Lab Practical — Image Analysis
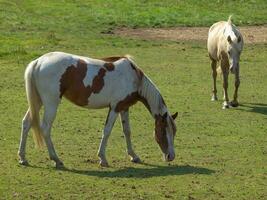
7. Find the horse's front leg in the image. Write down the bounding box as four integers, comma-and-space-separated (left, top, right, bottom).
120, 110, 141, 163
222, 65, 230, 109
230, 69, 240, 107
97, 108, 118, 167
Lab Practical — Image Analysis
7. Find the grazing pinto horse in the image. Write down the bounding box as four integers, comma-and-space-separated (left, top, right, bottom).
207, 16, 243, 109
18, 52, 178, 168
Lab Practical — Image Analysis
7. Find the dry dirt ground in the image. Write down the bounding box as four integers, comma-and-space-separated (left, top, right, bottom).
115, 26, 267, 44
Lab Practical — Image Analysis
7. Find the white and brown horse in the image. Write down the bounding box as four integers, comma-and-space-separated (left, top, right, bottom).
207, 16, 243, 109
18, 52, 178, 168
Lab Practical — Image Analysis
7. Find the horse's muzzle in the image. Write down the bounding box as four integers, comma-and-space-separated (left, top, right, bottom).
165, 152, 175, 162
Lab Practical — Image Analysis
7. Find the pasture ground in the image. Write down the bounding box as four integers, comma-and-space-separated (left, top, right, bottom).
115, 26, 267, 43
0, 1, 266, 199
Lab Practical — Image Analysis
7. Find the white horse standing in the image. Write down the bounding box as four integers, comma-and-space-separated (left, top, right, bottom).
18, 52, 178, 168
207, 16, 244, 109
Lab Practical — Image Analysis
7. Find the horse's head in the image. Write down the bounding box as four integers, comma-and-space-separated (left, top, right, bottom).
225, 32, 243, 74
223, 16, 243, 74
154, 112, 178, 162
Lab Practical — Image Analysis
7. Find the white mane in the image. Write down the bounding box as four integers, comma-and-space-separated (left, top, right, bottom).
138, 75, 167, 116
224, 15, 241, 43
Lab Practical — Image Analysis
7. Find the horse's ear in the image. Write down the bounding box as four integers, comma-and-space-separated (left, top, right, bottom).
227, 35, 232, 44
172, 112, 178, 120
237, 36, 241, 43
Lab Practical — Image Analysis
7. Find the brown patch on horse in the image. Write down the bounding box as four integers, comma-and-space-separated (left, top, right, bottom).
138, 95, 151, 113
115, 92, 152, 113
100, 56, 126, 62
154, 114, 168, 153
115, 92, 139, 112
91, 68, 106, 92
101, 56, 144, 80
103, 62, 115, 71
60, 59, 106, 106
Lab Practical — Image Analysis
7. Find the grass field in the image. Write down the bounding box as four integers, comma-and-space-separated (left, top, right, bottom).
0, 0, 266, 199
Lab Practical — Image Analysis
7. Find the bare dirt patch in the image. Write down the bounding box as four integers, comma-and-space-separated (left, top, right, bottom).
115, 26, 267, 44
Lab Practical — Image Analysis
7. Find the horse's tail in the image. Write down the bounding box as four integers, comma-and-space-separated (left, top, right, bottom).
25, 59, 45, 148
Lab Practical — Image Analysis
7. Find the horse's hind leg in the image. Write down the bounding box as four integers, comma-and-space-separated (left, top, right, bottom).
120, 110, 141, 163
211, 58, 218, 101
41, 99, 63, 168
18, 109, 32, 165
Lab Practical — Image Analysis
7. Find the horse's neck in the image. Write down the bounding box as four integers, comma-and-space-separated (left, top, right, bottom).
138, 76, 167, 118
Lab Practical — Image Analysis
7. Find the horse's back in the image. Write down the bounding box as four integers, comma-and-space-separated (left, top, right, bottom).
88, 58, 141, 108
207, 19, 243, 61
31, 52, 139, 109
208, 21, 226, 35
30, 52, 75, 101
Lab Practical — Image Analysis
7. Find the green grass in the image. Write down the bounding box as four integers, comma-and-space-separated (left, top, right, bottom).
0, 0, 266, 199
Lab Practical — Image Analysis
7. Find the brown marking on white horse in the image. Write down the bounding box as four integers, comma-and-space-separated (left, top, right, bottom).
154, 112, 178, 161
103, 62, 115, 71
207, 16, 243, 109
114, 91, 154, 113
103, 55, 144, 79
59, 59, 106, 106
101, 55, 144, 79
115, 91, 139, 112
155, 113, 168, 154
138, 95, 151, 113
18, 52, 177, 168
100, 56, 127, 62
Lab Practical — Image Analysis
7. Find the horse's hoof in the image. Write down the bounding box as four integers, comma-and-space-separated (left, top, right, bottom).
131, 157, 141, 163
211, 96, 218, 101
222, 101, 230, 109
19, 160, 29, 166
99, 160, 109, 167
55, 161, 64, 169
222, 104, 230, 109
230, 101, 239, 107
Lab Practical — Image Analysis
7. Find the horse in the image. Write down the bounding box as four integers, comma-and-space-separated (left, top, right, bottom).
18, 52, 178, 168
207, 16, 244, 109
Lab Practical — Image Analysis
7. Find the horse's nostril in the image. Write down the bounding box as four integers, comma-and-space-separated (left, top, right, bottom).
166, 153, 175, 161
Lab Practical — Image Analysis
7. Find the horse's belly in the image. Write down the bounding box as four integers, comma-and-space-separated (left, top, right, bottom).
86, 85, 134, 109
86, 94, 111, 109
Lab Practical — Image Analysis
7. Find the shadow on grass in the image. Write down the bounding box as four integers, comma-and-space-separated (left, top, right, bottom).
238, 103, 267, 115
58, 163, 215, 178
